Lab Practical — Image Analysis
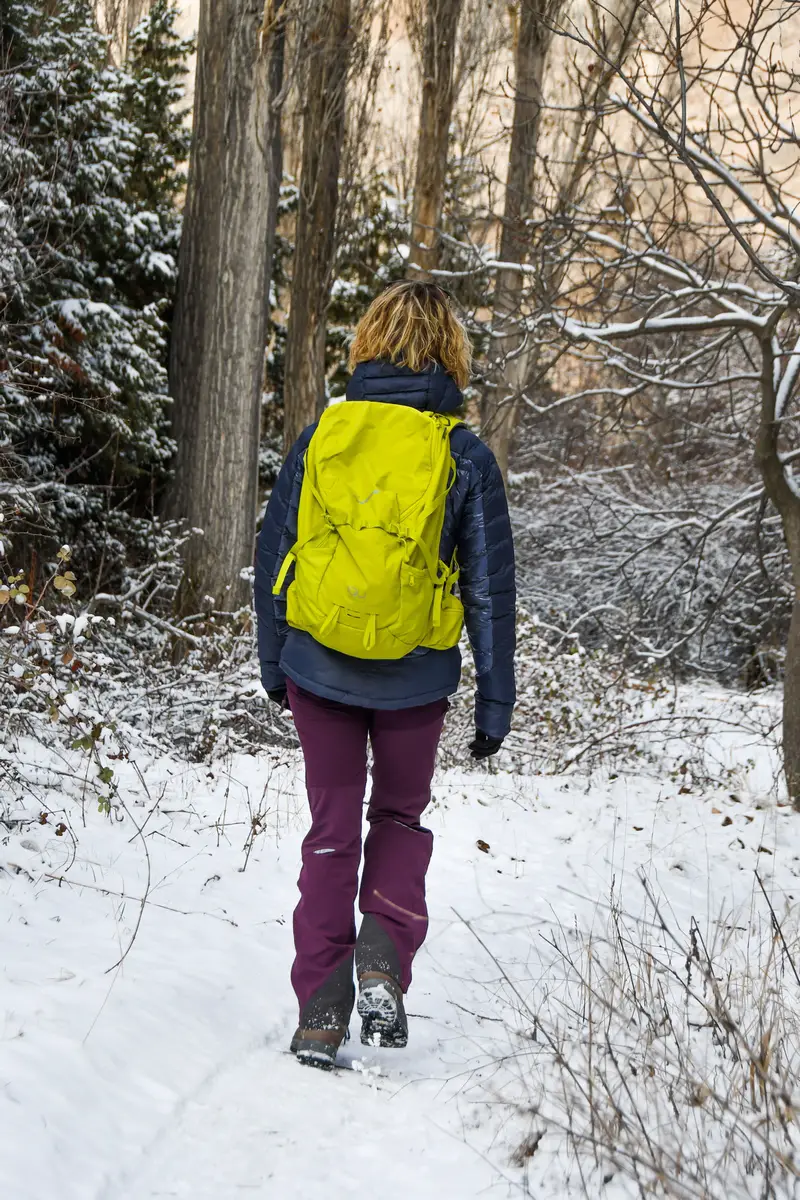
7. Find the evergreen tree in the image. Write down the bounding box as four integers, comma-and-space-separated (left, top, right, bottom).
124, 0, 191, 213
0, 0, 191, 582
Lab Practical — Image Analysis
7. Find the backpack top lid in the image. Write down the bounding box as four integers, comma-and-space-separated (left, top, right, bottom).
308, 400, 459, 524
345, 359, 464, 415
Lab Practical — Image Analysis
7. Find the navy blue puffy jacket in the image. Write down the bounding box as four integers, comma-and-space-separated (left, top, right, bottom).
253, 360, 516, 738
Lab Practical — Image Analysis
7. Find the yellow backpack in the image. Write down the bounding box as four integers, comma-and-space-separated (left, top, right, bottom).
273, 401, 464, 660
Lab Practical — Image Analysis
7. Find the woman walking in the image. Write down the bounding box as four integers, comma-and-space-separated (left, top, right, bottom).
254, 281, 516, 1069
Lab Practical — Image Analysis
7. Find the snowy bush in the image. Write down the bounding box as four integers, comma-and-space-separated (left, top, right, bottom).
0, 502, 125, 818
0, 487, 296, 796
510, 467, 789, 687
441, 607, 665, 773
439, 603, 780, 790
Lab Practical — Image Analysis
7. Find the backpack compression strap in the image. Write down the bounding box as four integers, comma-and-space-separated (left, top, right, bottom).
271, 458, 333, 597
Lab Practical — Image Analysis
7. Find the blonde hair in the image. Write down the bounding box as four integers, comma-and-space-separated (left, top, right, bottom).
348, 281, 472, 390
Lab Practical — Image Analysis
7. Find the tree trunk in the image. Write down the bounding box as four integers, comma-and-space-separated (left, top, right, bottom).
126, 0, 150, 31
167, 0, 285, 616
96, 0, 149, 56
755, 331, 800, 809
481, 0, 558, 478
407, 0, 464, 279
783, 594, 800, 809
281, 0, 352, 454
483, 0, 640, 479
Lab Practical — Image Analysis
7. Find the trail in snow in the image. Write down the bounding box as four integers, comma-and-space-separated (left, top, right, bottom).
2, 710, 798, 1199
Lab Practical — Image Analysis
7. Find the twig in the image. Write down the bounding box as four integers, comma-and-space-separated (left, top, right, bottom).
44, 873, 239, 926
755, 870, 800, 990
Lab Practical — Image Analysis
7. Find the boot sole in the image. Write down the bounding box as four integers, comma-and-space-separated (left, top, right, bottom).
357, 981, 408, 1048
290, 1034, 343, 1070
295, 1045, 337, 1071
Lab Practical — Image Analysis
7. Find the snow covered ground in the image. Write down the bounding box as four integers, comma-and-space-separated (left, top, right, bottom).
2, 699, 799, 1199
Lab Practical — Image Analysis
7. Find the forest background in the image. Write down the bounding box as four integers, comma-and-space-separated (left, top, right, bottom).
2, 0, 799, 795
5, 5, 800, 1194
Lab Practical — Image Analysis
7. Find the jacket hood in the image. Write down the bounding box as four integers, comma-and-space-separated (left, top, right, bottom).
345, 359, 464, 414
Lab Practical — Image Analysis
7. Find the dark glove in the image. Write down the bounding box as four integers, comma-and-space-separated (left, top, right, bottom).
267, 686, 289, 710
469, 731, 504, 760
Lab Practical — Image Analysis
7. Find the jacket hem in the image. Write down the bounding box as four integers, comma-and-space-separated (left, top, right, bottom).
281, 661, 458, 711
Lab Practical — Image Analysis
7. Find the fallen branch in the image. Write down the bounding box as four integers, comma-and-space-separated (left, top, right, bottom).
93, 594, 205, 647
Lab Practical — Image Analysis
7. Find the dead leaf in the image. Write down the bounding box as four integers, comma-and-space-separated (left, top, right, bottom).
54, 575, 77, 597
722, 816, 733, 827
476, 839, 491, 853
511, 1131, 544, 1166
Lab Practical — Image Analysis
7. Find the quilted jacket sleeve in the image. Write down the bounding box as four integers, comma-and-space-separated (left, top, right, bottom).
253, 428, 312, 693
456, 443, 517, 739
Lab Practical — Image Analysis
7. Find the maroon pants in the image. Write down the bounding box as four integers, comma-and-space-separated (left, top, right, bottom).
287, 680, 447, 1013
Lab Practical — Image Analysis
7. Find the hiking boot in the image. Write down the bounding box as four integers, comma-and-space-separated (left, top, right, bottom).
355, 914, 408, 1048
290, 1026, 348, 1070
290, 954, 355, 1070
357, 971, 408, 1048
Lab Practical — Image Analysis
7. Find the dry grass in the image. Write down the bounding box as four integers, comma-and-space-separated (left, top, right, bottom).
507, 874, 800, 1197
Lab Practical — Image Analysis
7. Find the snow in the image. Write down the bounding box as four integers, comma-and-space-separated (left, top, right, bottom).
58, 299, 121, 326
138, 249, 177, 280
2, 725, 799, 1199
